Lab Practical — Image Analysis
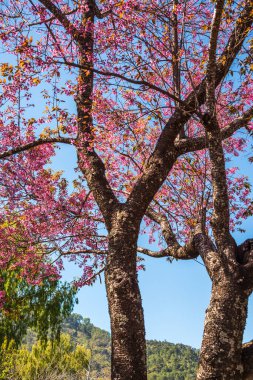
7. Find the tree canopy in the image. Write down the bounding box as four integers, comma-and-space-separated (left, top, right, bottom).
0, 266, 77, 346
0, 1, 253, 378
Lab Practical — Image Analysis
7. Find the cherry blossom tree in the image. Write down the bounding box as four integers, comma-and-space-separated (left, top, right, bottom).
0, 0, 253, 379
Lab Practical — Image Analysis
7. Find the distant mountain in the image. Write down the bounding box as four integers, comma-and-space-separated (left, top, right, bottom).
62, 313, 198, 380
25, 313, 198, 379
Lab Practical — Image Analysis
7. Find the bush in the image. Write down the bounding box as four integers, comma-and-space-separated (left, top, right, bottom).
0, 334, 90, 380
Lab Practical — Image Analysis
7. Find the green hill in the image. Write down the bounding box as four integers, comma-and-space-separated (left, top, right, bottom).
62, 314, 111, 379
59, 313, 199, 380
147, 340, 198, 380
24, 313, 198, 379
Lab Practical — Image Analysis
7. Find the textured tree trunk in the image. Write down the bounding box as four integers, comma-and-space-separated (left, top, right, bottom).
243, 340, 253, 379
197, 279, 248, 380
105, 213, 147, 380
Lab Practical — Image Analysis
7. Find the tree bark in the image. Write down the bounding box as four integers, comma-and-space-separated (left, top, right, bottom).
197, 278, 248, 380
105, 210, 147, 380
242, 340, 253, 380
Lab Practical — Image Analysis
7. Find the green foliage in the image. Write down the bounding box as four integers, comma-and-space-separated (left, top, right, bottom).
147, 340, 198, 380
0, 339, 18, 380
62, 314, 111, 379
0, 334, 90, 380
0, 268, 77, 346
1, 313, 199, 379
62, 314, 198, 380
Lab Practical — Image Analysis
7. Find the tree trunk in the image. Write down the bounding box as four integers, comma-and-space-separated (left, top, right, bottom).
242, 340, 253, 380
105, 213, 147, 380
197, 279, 248, 380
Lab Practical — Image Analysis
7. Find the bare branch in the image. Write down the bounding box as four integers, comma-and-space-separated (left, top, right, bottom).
0, 137, 72, 160
146, 208, 179, 246
175, 106, 253, 155
28, 8, 77, 26
54, 60, 185, 103
137, 247, 172, 258
137, 244, 197, 260
60, 249, 108, 256
143, 208, 199, 260
85, 266, 105, 284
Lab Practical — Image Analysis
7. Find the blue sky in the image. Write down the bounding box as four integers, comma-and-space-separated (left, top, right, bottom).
53, 143, 253, 349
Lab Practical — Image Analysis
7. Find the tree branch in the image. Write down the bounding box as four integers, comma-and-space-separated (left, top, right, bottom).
193, 231, 220, 280
142, 207, 218, 276
216, 0, 253, 83
142, 208, 200, 260
92, 0, 112, 19
37, 0, 87, 46
137, 244, 198, 260
203, 0, 232, 248
28, 8, 77, 27
206, 0, 225, 114
84, 266, 105, 284
0, 137, 72, 160
126, 0, 253, 219
175, 107, 253, 155
54, 60, 185, 103
137, 247, 172, 258
59, 249, 108, 256
75, 0, 119, 228
172, 0, 185, 139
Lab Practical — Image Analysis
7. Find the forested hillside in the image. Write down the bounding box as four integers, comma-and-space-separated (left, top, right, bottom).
61, 314, 199, 380
147, 341, 198, 380
4, 311, 198, 379
22, 313, 199, 379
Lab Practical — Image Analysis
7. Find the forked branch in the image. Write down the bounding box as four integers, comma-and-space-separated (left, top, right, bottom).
139, 208, 201, 260
126, 0, 253, 218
